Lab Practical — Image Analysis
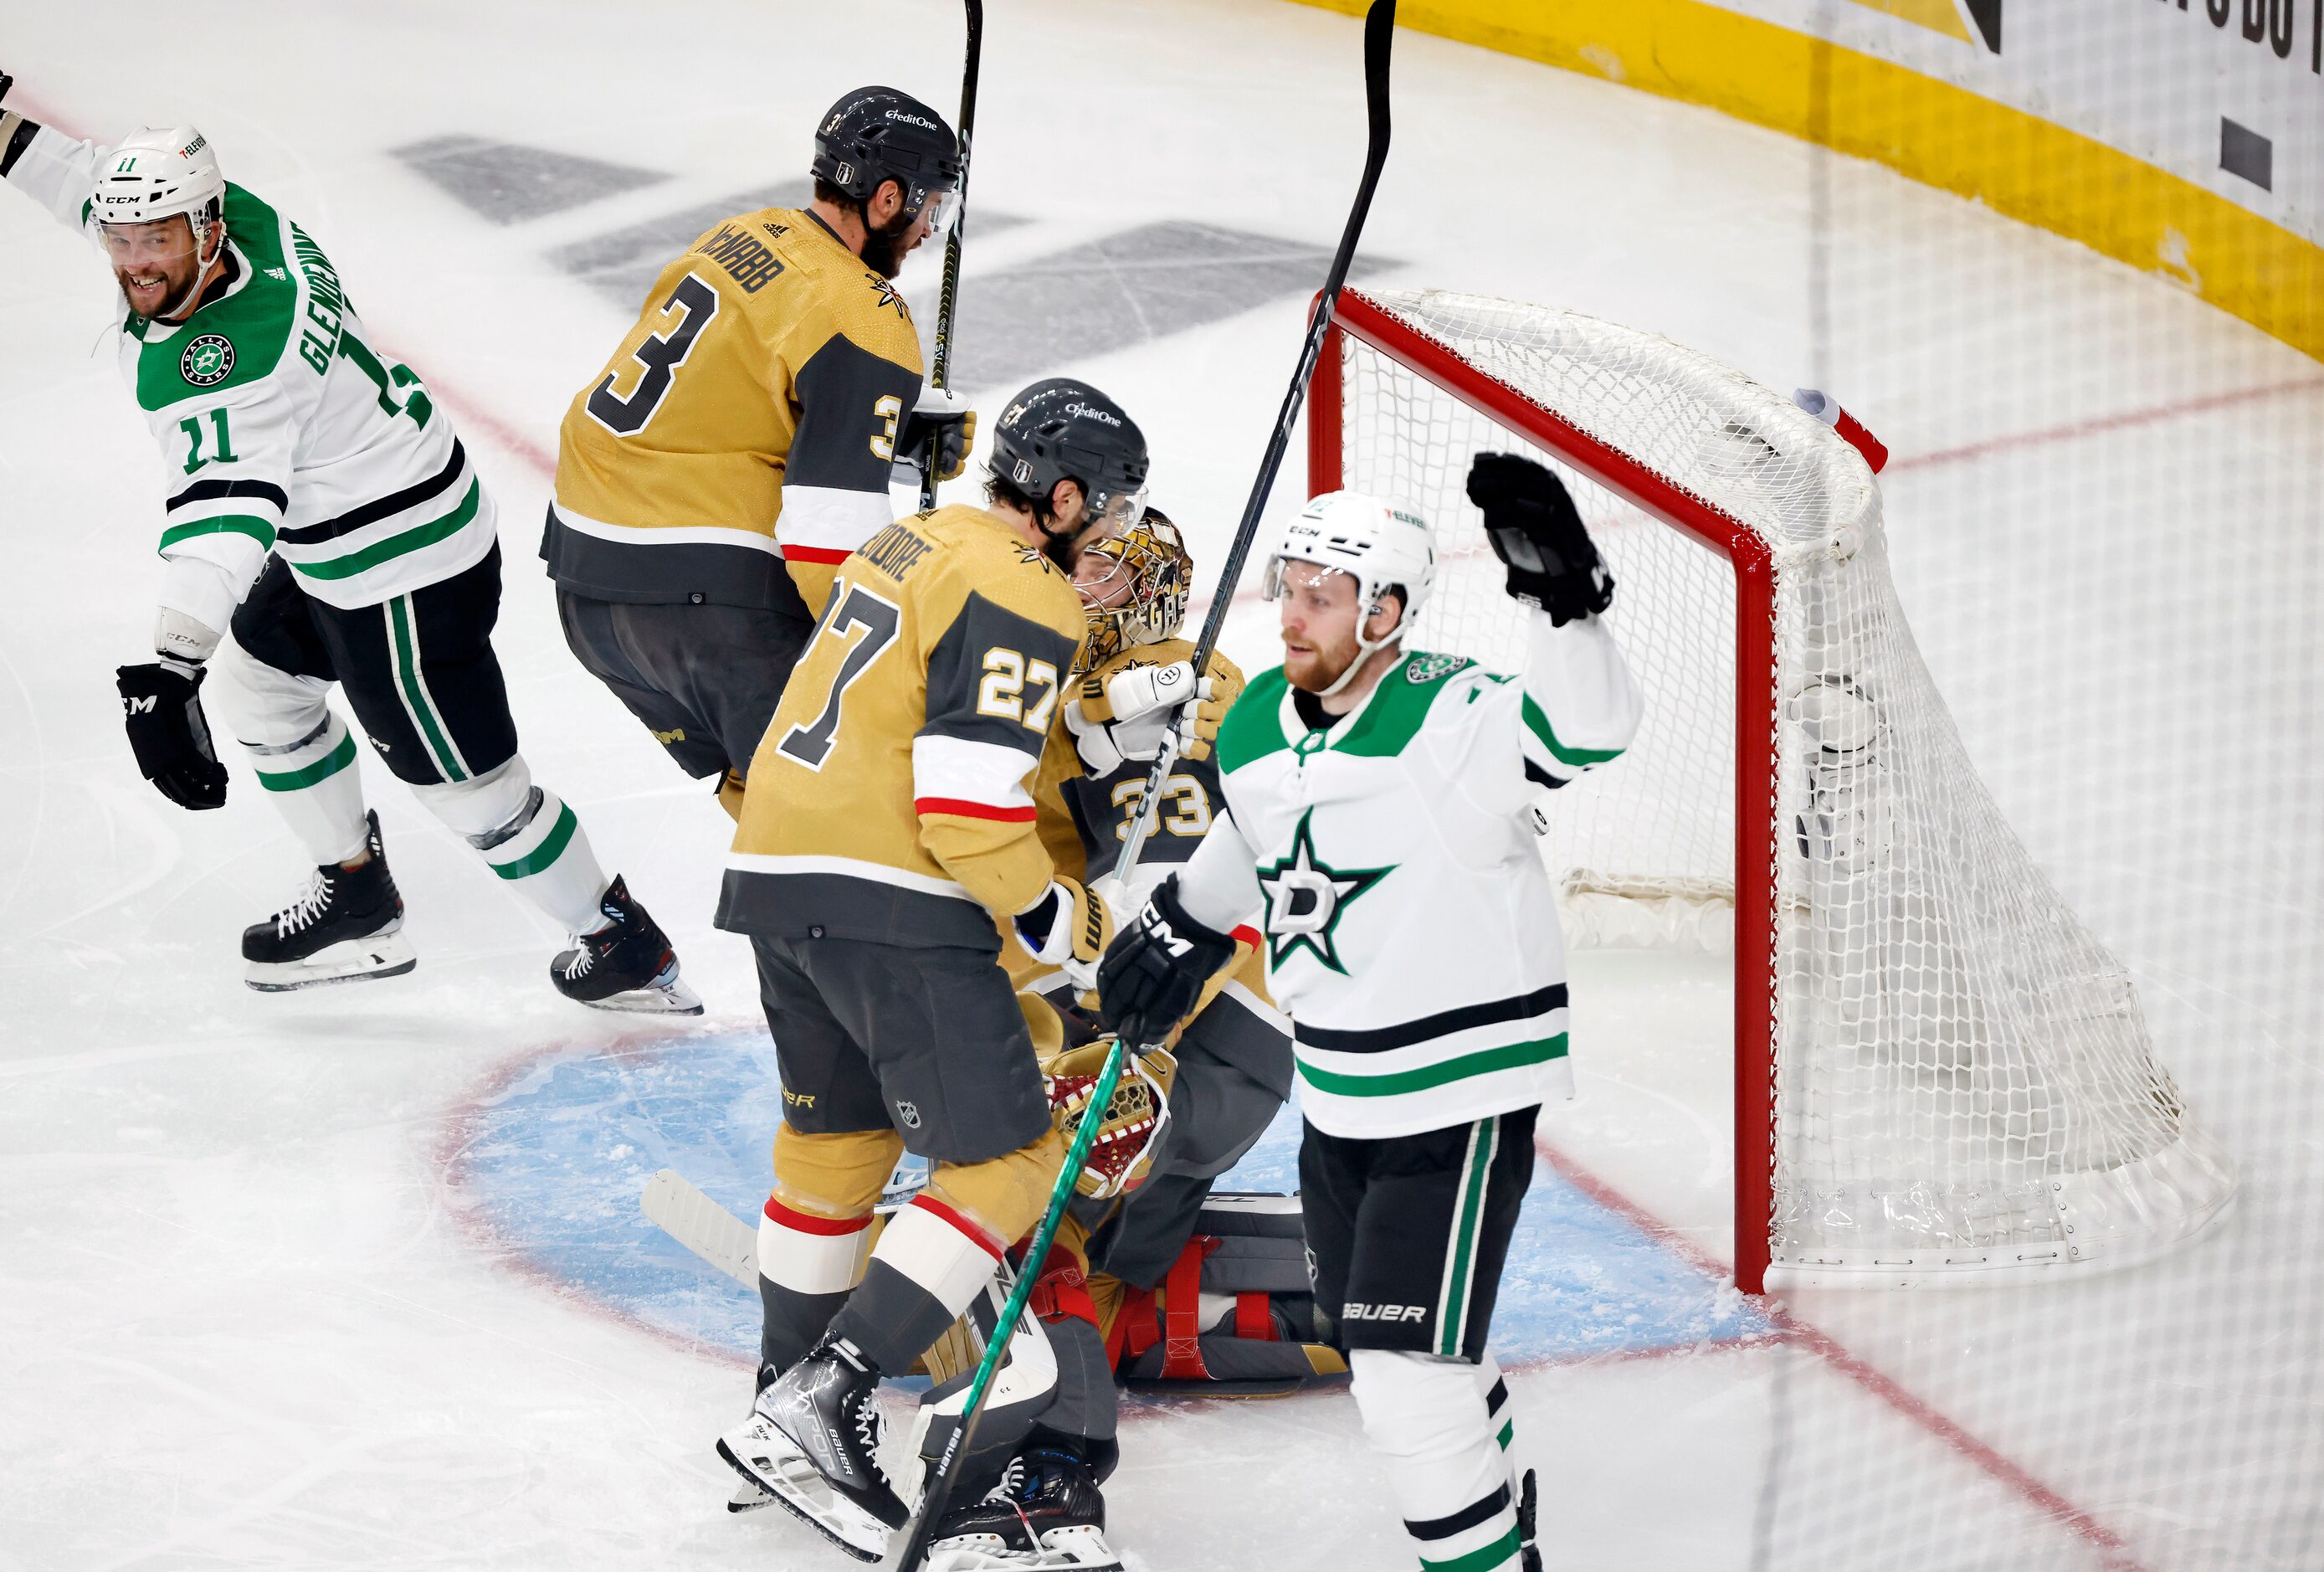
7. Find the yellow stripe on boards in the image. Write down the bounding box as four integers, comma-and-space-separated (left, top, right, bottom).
1282, 0, 2322, 362
1844, 0, 1973, 46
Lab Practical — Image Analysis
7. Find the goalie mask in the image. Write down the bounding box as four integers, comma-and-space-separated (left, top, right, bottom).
1044, 1040, 1176, 1200
1072, 508, 1194, 671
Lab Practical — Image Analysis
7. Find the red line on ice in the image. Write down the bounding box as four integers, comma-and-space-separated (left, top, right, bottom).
1532, 1136, 2147, 1572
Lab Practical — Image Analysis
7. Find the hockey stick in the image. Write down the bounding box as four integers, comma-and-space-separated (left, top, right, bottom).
919, 0, 983, 512
1114, 0, 1398, 881
891, 8, 1397, 1567
641, 1168, 759, 1288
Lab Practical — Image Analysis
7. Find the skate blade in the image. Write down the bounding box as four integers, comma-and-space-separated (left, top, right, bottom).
245, 933, 418, 992
579, 963, 704, 1016
716, 1430, 887, 1561
726, 1477, 776, 1514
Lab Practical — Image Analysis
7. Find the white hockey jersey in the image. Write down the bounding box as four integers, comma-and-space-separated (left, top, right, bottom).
1175, 612, 1643, 1138
3, 127, 495, 630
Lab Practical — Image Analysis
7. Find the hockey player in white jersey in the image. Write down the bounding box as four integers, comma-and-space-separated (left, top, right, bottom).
1097, 456, 1644, 1572
0, 90, 695, 1009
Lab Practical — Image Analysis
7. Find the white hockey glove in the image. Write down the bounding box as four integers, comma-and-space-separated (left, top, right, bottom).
894, 385, 977, 485
1065, 660, 1223, 773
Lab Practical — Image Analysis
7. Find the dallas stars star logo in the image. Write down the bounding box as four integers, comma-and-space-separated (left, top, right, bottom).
1256, 809, 1392, 974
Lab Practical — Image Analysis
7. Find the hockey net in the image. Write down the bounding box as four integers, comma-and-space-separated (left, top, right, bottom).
1312, 287, 2236, 1291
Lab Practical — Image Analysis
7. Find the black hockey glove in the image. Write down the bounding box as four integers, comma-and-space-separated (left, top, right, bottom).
1097, 876, 1237, 1051
116, 660, 228, 810
897, 387, 977, 485
1466, 452, 1614, 626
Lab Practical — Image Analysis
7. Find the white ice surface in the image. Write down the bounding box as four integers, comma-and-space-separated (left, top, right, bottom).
3, 3, 2320, 1569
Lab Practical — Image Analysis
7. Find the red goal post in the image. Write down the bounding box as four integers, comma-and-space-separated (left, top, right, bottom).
1306, 286, 2234, 1296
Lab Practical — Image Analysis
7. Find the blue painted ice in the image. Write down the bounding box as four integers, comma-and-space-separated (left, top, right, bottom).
449, 1030, 1772, 1367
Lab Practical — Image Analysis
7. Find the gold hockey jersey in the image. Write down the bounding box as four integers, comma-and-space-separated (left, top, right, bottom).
543, 207, 922, 618
716, 505, 1088, 951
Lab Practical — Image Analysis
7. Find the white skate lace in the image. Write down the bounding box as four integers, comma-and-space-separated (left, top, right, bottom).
980, 1456, 1028, 1505
851, 1390, 885, 1469
559, 941, 597, 981
274, 872, 335, 937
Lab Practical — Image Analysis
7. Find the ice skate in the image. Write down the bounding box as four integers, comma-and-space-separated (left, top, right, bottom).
716, 1338, 904, 1561
926, 1441, 1123, 1572
242, 810, 415, 991
549, 874, 702, 1015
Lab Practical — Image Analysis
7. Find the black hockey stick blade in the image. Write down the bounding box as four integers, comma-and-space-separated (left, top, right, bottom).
1116, 0, 1395, 882
920, 0, 983, 511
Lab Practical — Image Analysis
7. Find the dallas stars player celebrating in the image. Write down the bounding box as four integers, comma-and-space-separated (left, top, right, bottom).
0, 90, 692, 1008
711, 381, 1147, 1560
1099, 458, 1644, 1572
546, 86, 970, 819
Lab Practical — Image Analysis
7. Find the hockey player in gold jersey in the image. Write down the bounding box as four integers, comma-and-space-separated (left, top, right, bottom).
916, 513, 1341, 1569
543, 87, 974, 816
711, 379, 1152, 1558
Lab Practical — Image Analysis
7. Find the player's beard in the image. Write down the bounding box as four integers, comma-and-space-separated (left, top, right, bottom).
1284, 623, 1365, 694
859, 209, 916, 280
1038, 522, 1080, 575
113, 249, 203, 321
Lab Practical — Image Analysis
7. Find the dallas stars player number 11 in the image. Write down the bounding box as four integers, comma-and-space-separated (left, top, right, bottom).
1099, 457, 1645, 1572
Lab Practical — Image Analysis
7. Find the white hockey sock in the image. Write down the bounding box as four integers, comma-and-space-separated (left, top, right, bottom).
412, 756, 608, 932
829, 1194, 1007, 1374
208, 641, 370, 866
1351, 1349, 1525, 1571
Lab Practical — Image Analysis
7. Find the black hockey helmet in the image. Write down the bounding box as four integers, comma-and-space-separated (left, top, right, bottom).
812, 86, 962, 228
991, 379, 1152, 534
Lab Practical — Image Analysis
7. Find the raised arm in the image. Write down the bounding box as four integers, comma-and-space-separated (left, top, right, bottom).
1468, 453, 1642, 788
0, 95, 105, 233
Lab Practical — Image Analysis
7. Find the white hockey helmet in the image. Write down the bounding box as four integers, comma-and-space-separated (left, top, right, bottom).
1261, 491, 1435, 690
91, 126, 226, 251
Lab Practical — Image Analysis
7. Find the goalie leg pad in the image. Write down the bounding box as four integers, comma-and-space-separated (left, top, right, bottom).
1352, 1348, 1526, 1572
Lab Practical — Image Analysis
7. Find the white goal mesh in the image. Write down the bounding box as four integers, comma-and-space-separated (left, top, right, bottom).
1322, 287, 2236, 1287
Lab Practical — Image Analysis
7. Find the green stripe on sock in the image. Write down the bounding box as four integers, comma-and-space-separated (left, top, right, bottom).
492, 800, 577, 880
158, 514, 276, 552
388, 596, 465, 783
255, 731, 357, 792
291, 479, 480, 581
1297, 1035, 1567, 1097
1421, 1528, 1524, 1572
1521, 694, 1623, 767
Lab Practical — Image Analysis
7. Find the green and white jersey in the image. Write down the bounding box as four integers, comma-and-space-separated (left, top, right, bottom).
1175, 611, 1643, 1139
3, 128, 493, 623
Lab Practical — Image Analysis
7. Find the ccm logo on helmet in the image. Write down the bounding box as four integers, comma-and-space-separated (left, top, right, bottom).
1065, 402, 1121, 426
1341, 1301, 1429, 1323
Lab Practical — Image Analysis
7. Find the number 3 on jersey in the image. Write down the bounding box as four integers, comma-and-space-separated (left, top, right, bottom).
586, 274, 720, 437
777, 584, 903, 769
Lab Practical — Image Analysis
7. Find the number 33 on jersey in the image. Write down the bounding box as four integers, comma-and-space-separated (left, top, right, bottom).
718, 506, 1090, 951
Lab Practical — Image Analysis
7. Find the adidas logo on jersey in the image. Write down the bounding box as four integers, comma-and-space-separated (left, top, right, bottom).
1341, 1301, 1428, 1323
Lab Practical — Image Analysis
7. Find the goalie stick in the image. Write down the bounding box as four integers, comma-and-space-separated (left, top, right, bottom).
919, 0, 982, 512
890, 6, 1399, 1568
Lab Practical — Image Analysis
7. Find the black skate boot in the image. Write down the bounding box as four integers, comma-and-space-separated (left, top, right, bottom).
716, 1336, 905, 1561
242, 810, 415, 991
549, 874, 701, 1015
927, 1435, 1121, 1571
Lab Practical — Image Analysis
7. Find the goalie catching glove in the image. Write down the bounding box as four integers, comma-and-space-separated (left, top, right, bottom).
1043, 1037, 1176, 1199
1466, 451, 1613, 624
115, 659, 228, 810
1095, 874, 1238, 1051
1013, 873, 1115, 993
1065, 653, 1236, 772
